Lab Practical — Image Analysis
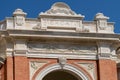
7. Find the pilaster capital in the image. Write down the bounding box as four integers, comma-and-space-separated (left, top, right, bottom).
14, 39, 27, 56
97, 41, 112, 59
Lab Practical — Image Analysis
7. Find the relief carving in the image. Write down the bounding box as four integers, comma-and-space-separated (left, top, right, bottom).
30, 61, 48, 80
42, 18, 80, 28
13, 9, 26, 26
87, 64, 94, 70
98, 20, 107, 30
31, 62, 38, 69
77, 63, 96, 80
39, 2, 84, 31
15, 16, 24, 26
95, 13, 109, 30
28, 43, 97, 54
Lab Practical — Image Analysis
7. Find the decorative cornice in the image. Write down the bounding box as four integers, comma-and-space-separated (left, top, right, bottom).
27, 51, 97, 60
5, 30, 119, 42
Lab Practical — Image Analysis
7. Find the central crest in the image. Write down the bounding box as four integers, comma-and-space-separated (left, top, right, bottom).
41, 2, 82, 16
46, 2, 76, 15
37, 2, 85, 32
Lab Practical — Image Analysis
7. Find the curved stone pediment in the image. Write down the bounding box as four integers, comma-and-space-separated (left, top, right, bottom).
41, 2, 83, 16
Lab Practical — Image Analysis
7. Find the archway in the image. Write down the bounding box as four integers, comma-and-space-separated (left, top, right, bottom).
34, 64, 89, 80
43, 70, 82, 80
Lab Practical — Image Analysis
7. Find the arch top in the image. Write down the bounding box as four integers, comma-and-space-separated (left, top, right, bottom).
34, 64, 90, 80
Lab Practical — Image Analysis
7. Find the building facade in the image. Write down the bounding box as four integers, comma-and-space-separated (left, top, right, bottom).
0, 2, 120, 80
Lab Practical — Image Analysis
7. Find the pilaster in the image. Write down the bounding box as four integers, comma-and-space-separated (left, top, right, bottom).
5, 38, 14, 80
97, 41, 118, 80
14, 39, 29, 80
97, 41, 111, 59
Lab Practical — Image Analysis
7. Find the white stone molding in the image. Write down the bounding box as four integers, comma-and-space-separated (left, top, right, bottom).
94, 13, 114, 33
27, 52, 97, 60
29, 61, 48, 80
98, 42, 111, 53
77, 62, 96, 80
35, 64, 89, 80
27, 41, 98, 60
6, 40, 14, 57
14, 39, 27, 50
14, 39, 27, 56
97, 41, 112, 59
39, 2, 84, 32
13, 8, 27, 17
40, 17, 83, 32
28, 43, 97, 54
95, 13, 109, 20
0, 2, 115, 33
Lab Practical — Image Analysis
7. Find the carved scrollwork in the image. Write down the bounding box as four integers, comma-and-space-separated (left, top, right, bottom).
87, 64, 94, 70
31, 62, 38, 69
30, 61, 48, 80
77, 63, 96, 80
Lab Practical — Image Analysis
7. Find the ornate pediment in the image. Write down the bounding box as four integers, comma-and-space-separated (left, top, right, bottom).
40, 2, 84, 16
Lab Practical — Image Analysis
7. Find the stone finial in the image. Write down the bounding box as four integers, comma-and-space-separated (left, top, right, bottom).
94, 13, 109, 20
13, 8, 27, 17
13, 8, 27, 27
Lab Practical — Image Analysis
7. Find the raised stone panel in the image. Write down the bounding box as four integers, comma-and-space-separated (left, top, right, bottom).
41, 18, 81, 32
28, 42, 97, 54
98, 42, 111, 54
14, 39, 27, 51
42, 18, 80, 27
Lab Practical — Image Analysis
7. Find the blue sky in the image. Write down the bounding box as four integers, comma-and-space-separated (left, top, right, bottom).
0, 0, 120, 33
